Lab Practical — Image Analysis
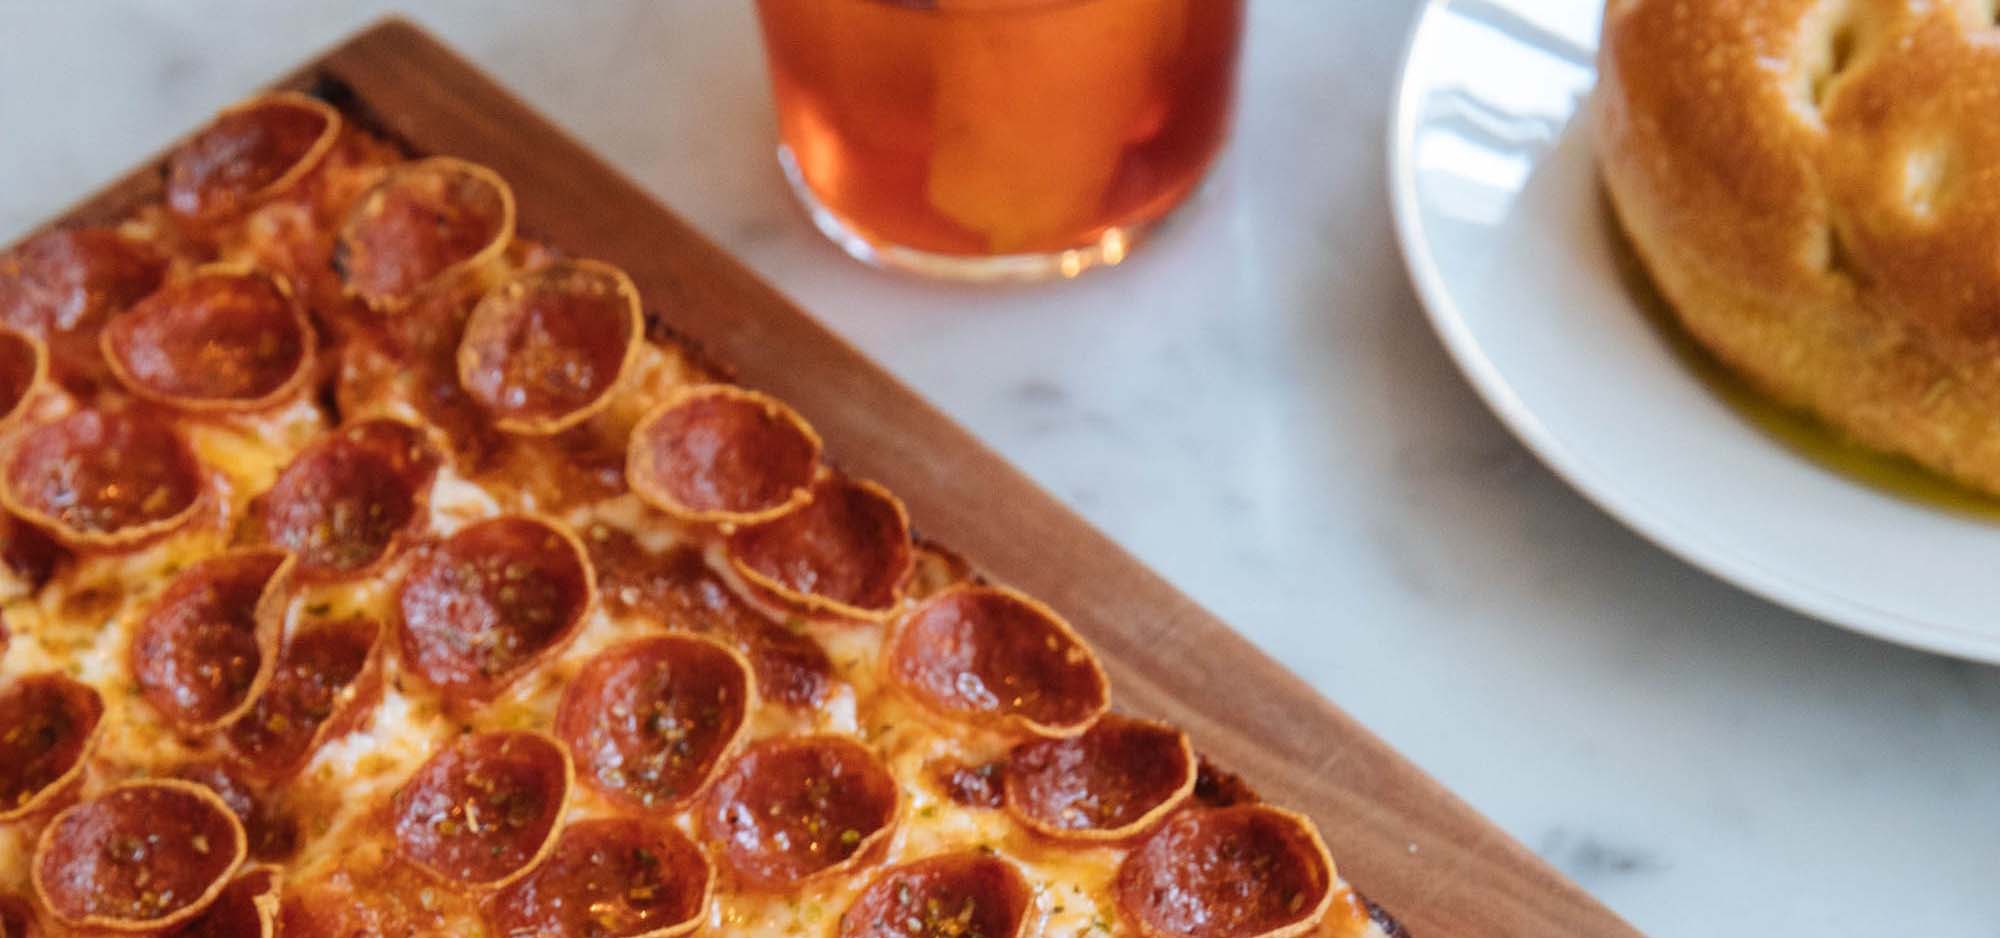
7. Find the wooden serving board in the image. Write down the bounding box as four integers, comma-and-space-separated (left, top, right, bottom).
27, 19, 1638, 938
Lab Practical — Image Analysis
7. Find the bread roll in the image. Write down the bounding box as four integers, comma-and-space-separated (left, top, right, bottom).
1597, 0, 2000, 492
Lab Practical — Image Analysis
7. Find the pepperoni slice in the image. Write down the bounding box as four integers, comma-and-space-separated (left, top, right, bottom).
732, 617, 837, 710
700, 735, 900, 891
0, 227, 166, 385
0, 895, 35, 938
162, 865, 281, 938
260, 419, 440, 580
586, 530, 832, 708
840, 853, 1034, 938
166, 92, 340, 223
725, 475, 912, 620
1114, 806, 1336, 938
391, 730, 571, 888
396, 516, 594, 699
886, 585, 1109, 737
937, 761, 1004, 809
101, 269, 316, 411
31, 779, 248, 931
175, 761, 300, 861
0, 326, 44, 427
487, 817, 712, 938
334, 157, 515, 311
1192, 757, 1261, 809
554, 634, 753, 810
277, 884, 369, 938
1003, 714, 1195, 841
226, 616, 383, 781
131, 548, 293, 734
458, 260, 643, 435
280, 865, 476, 938
0, 673, 103, 822
627, 385, 822, 524
0, 408, 203, 550
0, 515, 57, 593
907, 539, 975, 601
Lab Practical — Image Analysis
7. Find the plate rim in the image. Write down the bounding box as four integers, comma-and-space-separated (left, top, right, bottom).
1385, 0, 2000, 663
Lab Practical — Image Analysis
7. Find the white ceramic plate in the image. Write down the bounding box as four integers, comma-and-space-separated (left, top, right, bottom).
1389, 0, 2000, 662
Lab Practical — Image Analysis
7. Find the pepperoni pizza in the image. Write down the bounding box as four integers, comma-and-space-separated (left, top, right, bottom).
0, 92, 1404, 938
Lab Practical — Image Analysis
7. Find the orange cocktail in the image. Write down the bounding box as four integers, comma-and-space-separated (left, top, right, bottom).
755, 0, 1245, 280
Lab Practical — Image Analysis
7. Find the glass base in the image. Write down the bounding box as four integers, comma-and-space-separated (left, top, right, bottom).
778, 145, 1154, 283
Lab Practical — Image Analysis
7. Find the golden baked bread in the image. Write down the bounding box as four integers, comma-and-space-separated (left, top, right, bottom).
1597, 0, 2000, 493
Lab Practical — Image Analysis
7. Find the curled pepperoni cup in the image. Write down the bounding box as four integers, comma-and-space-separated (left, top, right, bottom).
0, 895, 34, 938
391, 730, 572, 889
1115, 806, 1336, 938
278, 867, 481, 938
274, 885, 350, 938
1191, 758, 1260, 810
584, 532, 835, 709
334, 157, 516, 311
131, 548, 294, 734
0, 516, 57, 594
166, 92, 340, 224
0, 673, 103, 822
0, 228, 166, 385
627, 385, 822, 525
163, 865, 281, 938
0, 326, 45, 427
227, 616, 384, 781
554, 634, 753, 811
397, 515, 594, 700
261, 419, 440, 580
1003, 714, 1195, 842
31, 779, 249, 931
0, 408, 203, 550
725, 476, 913, 621
887, 586, 1109, 738
488, 817, 713, 938
101, 268, 316, 412
907, 539, 975, 601
174, 761, 300, 862
736, 618, 836, 710
459, 260, 643, 435
700, 735, 901, 891
840, 853, 1034, 938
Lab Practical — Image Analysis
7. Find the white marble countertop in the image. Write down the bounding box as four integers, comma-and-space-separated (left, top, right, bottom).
4, 2, 1996, 935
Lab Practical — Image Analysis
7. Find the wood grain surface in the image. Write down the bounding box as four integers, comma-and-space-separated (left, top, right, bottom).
23, 19, 1638, 938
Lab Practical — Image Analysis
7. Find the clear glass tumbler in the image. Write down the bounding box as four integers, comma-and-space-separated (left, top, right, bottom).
754, 0, 1246, 281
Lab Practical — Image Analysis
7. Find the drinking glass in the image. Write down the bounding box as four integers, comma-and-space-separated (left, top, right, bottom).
754, 0, 1246, 281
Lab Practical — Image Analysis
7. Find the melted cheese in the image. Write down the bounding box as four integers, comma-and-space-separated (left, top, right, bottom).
0, 405, 1388, 938
425, 463, 503, 534
0, 128, 1389, 938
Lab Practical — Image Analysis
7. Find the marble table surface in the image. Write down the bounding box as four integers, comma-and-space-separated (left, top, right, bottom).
4, 2, 1996, 935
